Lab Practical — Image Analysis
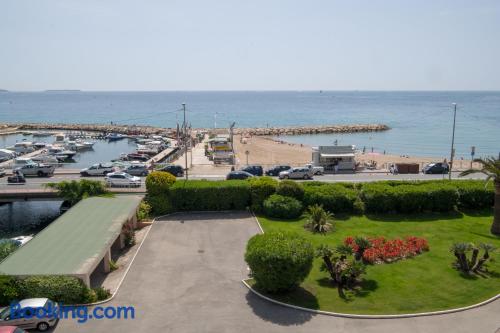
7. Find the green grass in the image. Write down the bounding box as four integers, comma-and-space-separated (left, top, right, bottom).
254, 210, 500, 314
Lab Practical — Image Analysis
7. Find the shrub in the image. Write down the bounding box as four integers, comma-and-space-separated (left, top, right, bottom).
93, 286, 111, 301
263, 194, 303, 219
0, 239, 20, 262
361, 182, 459, 214
137, 201, 152, 221
45, 179, 108, 205
455, 180, 494, 209
0, 275, 20, 306
304, 204, 334, 233
245, 231, 314, 293
276, 180, 305, 200
248, 177, 278, 212
170, 180, 250, 211
18, 276, 89, 304
451, 242, 496, 275
303, 184, 361, 214
145, 194, 172, 215
145, 171, 176, 196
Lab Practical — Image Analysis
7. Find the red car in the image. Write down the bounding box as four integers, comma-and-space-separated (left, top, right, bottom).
0, 327, 28, 333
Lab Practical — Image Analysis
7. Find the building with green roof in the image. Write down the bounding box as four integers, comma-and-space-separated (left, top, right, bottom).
0, 195, 142, 286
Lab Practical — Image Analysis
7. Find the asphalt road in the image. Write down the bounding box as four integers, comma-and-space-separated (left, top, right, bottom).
0, 172, 486, 191
49, 212, 499, 333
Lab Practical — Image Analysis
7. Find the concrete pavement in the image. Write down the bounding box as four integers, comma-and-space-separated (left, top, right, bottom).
50, 212, 500, 333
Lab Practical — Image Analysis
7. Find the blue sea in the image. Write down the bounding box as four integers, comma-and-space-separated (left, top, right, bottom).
0, 91, 499, 158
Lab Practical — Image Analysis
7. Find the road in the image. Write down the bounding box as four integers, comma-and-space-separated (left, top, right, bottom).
0, 171, 487, 192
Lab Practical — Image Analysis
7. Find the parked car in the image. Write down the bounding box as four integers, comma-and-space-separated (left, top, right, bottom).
158, 165, 184, 177
265, 165, 291, 176
7, 172, 26, 185
124, 163, 149, 176
105, 172, 141, 187
422, 162, 449, 174
80, 163, 115, 176
240, 165, 263, 176
304, 163, 324, 175
226, 171, 254, 180
279, 167, 313, 180
14, 163, 54, 177
0, 168, 5, 178
0, 298, 57, 331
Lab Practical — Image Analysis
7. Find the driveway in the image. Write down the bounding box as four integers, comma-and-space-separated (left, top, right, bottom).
53, 212, 500, 333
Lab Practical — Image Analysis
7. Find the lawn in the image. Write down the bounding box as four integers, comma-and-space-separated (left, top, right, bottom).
253, 211, 500, 314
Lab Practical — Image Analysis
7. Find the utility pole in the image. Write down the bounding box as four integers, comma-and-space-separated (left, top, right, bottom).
449, 103, 457, 180
183, 103, 188, 180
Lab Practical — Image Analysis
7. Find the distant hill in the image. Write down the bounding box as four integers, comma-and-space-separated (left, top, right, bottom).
0, 89, 8, 92
45, 89, 81, 92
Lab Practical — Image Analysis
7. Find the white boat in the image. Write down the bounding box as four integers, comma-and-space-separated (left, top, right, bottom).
33, 142, 49, 149
7, 142, 35, 154
31, 131, 53, 137
10, 235, 33, 246
31, 154, 59, 164
75, 139, 94, 149
65, 141, 86, 151
53, 133, 66, 142
47, 146, 77, 158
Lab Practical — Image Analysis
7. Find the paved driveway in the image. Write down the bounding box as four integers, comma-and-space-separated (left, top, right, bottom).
53, 212, 500, 333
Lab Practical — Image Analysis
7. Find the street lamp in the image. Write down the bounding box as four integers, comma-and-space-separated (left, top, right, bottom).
449, 103, 457, 180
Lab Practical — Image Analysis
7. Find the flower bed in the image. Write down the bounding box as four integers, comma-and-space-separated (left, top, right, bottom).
345, 236, 429, 264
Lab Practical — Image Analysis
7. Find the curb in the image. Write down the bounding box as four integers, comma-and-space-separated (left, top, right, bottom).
242, 279, 500, 319
246, 213, 500, 319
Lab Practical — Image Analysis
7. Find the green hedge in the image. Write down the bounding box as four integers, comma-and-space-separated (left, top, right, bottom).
276, 180, 305, 200
263, 194, 303, 219
170, 180, 250, 211
248, 177, 278, 212
361, 182, 459, 213
303, 183, 363, 214
454, 180, 494, 209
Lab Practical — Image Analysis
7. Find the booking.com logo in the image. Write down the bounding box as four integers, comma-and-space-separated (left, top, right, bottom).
8, 301, 135, 324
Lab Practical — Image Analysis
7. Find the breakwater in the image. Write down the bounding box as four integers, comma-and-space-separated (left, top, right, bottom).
2, 122, 389, 137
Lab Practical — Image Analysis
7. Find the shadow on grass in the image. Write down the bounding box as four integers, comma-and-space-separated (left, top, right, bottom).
365, 211, 464, 222
245, 287, 317, 326
460, 209, 494, 218
317, 277, 378, 302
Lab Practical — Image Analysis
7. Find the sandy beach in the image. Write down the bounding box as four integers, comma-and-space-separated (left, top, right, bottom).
233, 135, 477, 171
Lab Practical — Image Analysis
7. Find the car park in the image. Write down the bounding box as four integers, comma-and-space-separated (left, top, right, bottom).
158, 165, 184, 177
226, 171, 254, 180
265, 165, 291, 176
105, 172, 141, 187
240, 165, 263, 176
279, 167, 313, 180
14, 163, 54, 177
124, 163, 149, 176
80, 163, 115, 176
0, 298, 57, 331
422, 162, 449, 174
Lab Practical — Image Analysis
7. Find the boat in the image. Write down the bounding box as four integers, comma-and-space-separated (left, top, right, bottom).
53, 133, 66, 142
75, 139, 95, 149
31, 131, 53, 137
7, 142, 35, 154
65, 141, 86, 151
55, 154, 69, 162
106, 133, 126, 141
31, 154, 59, 164
127, 153, 150, 162
33, 142, 49, 149
10, 235, 33, 246
47, 146, 77, 158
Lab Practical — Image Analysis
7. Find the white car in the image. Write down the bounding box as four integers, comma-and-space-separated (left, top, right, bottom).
80, 163, 115, 176
105, 172, 141, 187
279, 167, 314, 180
304, 163, 324, 175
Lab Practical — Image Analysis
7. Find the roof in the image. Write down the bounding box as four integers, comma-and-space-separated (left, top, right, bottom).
320, 153, 355, 158
0, 196, 142, 277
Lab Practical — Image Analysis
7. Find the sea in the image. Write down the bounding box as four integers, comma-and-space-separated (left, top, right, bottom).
1, 91, 499, 158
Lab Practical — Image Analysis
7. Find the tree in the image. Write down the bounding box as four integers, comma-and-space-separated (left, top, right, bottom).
304, 204, 334, 234
45, 179, 108, 206
459, 157, 500, 235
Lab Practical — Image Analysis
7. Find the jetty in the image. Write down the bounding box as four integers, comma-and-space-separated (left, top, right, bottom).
2, 122, 389, 138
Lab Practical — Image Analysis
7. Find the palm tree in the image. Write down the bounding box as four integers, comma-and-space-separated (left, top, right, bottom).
459, 157, 500, 235
45, 179, 108, 206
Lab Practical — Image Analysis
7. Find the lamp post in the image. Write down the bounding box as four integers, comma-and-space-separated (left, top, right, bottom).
449, 103, 457, 180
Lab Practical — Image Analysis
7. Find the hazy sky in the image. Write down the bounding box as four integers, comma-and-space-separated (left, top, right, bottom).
1, 0, 500, 91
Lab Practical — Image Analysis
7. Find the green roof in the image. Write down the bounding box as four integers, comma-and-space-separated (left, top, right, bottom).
0, 195, 142, 276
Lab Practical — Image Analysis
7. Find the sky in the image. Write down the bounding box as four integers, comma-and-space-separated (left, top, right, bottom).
1, 0, 500, 91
